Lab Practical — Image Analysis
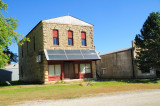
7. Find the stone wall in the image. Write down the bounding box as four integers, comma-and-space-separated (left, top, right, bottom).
19, 22, 45, 83
132, 41, 156, 78
42, 22, 94, 50
97, 50, 134, 79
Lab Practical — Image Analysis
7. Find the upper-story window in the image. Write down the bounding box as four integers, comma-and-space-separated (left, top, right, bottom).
53, 30, 59, 45
68, 30, 73, 46
81, 32, 86, 46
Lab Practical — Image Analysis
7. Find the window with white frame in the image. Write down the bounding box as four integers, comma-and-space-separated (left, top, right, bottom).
80, 63, 91, 73
49, 64, 61, 75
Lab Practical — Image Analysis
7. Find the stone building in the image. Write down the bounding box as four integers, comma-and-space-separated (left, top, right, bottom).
19, 15, 100, 83
96, 41, 157, 79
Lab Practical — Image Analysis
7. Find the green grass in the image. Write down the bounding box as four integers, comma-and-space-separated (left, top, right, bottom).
92, 78, 160, 86
0, 79, 160, 106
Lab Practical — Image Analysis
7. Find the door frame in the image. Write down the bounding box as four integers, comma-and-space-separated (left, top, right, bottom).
63, 62, 74, 79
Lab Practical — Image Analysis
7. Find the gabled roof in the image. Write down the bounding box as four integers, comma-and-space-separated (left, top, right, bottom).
100, 47, 132, 56
42, 15, 93, 26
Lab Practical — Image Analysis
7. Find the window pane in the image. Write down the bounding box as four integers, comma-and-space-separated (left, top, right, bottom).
86, 64, 91, 73
49, 65, 55, 75
55, 65, 61, 75
80, 64, 85, 73
53, 38, 56, 45
82, 39, 86, 46
53, 38, 59, 45
68, 38, 73, 45
81, 39, 84, 45
75, 64, 78, 74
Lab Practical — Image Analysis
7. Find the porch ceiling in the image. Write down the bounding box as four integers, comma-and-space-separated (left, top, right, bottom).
44, 50, 101, 60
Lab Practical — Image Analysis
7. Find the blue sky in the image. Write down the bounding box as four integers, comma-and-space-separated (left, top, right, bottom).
3, 0, 160, 55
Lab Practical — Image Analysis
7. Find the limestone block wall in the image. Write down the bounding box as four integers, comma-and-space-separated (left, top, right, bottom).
43, 54, 48, 83
132, 41, 156, 78
97, 50, 134, 79
19, 22, 45, 83
42, 22, 94, 50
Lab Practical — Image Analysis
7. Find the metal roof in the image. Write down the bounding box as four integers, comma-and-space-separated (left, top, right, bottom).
44, 50, 100, 60
42, 15, 93, 27
100, 47, 132, 56
2, 63, 19, 69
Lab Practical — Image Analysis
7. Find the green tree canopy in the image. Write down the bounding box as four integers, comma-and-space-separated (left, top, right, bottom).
3, 46, 18, 64
135, 12, 160, 73
0, 0, 28, 68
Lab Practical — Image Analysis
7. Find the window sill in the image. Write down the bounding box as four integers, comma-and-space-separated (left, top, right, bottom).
51, 45, 60, 47
81, 46, 88, 48
67, 45, 74, 47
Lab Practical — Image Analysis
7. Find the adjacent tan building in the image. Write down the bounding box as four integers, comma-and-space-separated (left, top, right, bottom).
96, 42, 157, 79
97, 47, 134, 79
19, 15, 100, 83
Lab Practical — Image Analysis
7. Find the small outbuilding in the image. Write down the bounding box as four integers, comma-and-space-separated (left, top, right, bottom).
0, 63, 19, 81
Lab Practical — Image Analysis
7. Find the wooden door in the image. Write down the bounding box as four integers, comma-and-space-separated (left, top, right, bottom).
69, 63, 74, 79
64, 62, 74, 79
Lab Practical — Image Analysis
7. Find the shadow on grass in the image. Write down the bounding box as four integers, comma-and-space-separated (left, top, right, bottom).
1, 78, 159, 87
100, 78, 160, 84
0, 81, 42, 87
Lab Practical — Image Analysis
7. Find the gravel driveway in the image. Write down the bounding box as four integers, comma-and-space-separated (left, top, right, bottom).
13, 89, 160, 106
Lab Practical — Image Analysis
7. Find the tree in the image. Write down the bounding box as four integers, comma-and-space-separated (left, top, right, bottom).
3, 46, 18, 64
135, 12, 160, 73
0, 0, 28, 68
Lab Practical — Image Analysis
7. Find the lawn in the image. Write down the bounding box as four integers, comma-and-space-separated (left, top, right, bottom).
0, 79, 160, 106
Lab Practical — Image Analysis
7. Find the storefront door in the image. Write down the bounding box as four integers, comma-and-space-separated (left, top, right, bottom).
64, 62, 74, 79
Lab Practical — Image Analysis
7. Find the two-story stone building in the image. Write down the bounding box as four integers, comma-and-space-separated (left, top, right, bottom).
19, 15, 100, 83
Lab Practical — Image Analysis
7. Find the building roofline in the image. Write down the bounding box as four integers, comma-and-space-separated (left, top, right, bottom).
20, 21, 42, 42
2, 62, 19, 69
20, 15, 94, 42
68, 15, 94, 26
100, 47, 132, 56
42, 15, 94, 26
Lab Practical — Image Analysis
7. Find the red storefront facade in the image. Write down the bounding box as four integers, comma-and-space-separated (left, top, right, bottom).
48, 60, 93, 81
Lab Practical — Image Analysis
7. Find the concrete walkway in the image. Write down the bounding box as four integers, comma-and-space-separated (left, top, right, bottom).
14, 89, 160, 106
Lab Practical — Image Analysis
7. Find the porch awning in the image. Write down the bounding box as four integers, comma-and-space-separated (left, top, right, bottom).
44, 49, 101, 60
